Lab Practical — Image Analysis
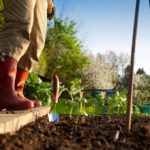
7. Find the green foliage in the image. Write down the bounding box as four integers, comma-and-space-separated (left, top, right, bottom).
136, 68, 146, 75
0, 0, 3, 11
66, 79, 88, 123
135, 84, 150, 105
106, 91, 127, 115
133, 74, 150, 105
58, 85, 66, 98
34, 18, 89, 86
24, 72, 52, 106
85, 94, 106, 115
68, 79, 87, 96
0, 0, 4, 30
24, 72, 66, 106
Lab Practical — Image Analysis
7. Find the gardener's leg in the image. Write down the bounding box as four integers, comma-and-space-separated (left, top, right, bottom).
17, 0, 47, 71
0, 0, 36, 61
0, 0, 37, 110
16, 0, 47, 107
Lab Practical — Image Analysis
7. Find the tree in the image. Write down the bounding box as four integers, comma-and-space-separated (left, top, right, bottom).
105, 50, 130, 77
34, 18, 89, 86
82, 51, 130, 90
82, 53, 114, 89
136, 68, 146, 75
117, 65, 130, 90
118, 66, 147, 90
105, 51, 130, 89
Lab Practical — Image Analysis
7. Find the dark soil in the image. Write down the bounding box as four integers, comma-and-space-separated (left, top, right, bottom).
0, 115, 150, 150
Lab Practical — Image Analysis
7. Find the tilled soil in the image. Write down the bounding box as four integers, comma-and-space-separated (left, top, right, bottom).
0, 115, 150, 150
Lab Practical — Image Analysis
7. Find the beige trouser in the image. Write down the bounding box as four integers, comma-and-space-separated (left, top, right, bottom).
0, 0, 47, 71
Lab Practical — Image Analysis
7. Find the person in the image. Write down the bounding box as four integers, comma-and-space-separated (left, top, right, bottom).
0, 0, 55, 110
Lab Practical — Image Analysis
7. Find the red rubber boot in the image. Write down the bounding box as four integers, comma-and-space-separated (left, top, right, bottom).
0, 57, 34, 110
15, 68, 42, 107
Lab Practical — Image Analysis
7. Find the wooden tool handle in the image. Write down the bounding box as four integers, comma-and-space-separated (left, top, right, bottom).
52, 75, 59, 104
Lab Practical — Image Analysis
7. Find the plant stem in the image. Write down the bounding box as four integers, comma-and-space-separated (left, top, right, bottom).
75, 103, 83, 124
71, 94, 73, 101
75, 114, 80, 124
69, 107, 73, 118
80, 103, 82, 113
69, 94, 74, 118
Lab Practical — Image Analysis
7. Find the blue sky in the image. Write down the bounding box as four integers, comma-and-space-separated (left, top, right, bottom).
54, 0, 150, 74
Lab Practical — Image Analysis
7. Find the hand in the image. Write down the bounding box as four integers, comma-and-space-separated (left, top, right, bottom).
47, 0, 56, 20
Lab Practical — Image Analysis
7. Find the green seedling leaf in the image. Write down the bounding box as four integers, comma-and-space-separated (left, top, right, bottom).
71, 90, 80, 95
58, 85, 66, 97
28, 72, 42, 84
79, 98, 87, 103
70, 86, 80, 95
70, 80, 75, 85
80, 85, 88, 89
69, 101, 77, 107
43, 82, 52, 88
74, 97, 80, 101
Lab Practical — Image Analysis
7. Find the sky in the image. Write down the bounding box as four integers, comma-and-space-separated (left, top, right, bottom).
54, 0, 150, 74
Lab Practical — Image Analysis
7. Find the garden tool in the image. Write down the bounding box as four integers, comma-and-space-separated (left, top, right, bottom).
136, 103, 150, 114
48, 75, 59, 122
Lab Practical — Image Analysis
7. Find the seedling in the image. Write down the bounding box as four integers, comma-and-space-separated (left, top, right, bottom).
67, 79, 88, 123
74, 95, 88, 124
66, 80, 79, 118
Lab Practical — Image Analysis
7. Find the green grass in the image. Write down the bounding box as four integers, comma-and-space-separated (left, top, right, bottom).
51, 96, 150, 118
52, 99, 80, 114
52, 98, 105, 115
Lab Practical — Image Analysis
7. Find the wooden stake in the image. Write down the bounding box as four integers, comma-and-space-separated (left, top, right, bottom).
126, 0, 140, 133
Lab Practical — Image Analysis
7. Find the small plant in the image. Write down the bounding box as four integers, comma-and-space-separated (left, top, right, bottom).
106, 91, 127, 115
86, 93, 106, 115
74, 95, 88, 124
24, 72, 65, 106
66, 83, 78, 118
67, 79, 88, 122
24, 72, 52, 106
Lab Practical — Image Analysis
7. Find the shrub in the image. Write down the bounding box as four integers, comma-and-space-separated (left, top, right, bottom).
106, 91, 127, 115
24, 72, 52, 106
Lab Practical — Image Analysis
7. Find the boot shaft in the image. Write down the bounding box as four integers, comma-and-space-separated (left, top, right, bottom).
0, 57, 17, 92
15, 68, 29, 93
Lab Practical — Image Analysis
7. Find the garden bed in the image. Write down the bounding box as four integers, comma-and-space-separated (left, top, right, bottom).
0, 114, 150, 150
